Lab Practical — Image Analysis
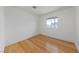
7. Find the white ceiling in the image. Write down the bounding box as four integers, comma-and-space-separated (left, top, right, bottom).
19, 6, 63, 15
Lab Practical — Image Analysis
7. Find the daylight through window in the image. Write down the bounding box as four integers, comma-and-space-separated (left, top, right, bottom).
46, 17, 59, 28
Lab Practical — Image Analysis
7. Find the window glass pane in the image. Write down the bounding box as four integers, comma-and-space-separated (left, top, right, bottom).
46, 19, 51, 25
55, 18, 58, 23
51, 19, 55, 24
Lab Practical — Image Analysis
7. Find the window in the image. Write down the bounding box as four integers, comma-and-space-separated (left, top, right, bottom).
46, 17, 59, 28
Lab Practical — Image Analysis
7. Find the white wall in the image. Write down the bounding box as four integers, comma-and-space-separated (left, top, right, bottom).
0, 6, 78, 52
4, 6, 79, 51
0, 7, 4, 52
76, 7, 79, 51
5, 7, 38, 46
39, 7, 76, 42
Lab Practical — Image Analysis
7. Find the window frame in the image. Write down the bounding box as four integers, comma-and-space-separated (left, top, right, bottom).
46, 16, 59, 28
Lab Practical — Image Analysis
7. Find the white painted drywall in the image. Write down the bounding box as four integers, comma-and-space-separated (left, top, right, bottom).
4, 6, 79, 51
0, 7, 4, 52
75, 7, 79, 51
39, 7, 76, 42
5, 7, 38, 46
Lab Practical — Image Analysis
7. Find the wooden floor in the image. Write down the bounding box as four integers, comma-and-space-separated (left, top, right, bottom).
4, 34, 78, 53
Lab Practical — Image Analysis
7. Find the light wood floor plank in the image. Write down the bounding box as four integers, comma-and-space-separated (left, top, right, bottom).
4, 34, 78, 53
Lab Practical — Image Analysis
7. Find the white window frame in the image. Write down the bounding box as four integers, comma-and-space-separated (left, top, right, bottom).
46, 17, 59, 28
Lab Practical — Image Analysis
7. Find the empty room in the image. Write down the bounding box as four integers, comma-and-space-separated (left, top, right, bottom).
0, 6, 79, 53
